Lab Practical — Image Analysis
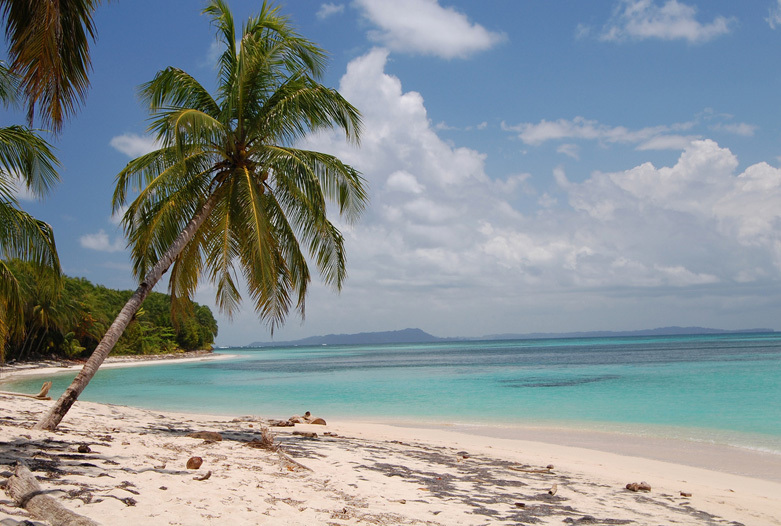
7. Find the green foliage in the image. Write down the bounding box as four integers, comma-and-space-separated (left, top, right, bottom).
0, 63, 62, 352
0, 0, 105, 132
1, 260, 218, 362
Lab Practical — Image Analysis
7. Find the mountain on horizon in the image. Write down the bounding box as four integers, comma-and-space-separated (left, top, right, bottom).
244, 326, 774, 348
247, 328, 441, 347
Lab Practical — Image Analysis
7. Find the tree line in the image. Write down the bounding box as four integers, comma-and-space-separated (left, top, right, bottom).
2, 260, 218, 363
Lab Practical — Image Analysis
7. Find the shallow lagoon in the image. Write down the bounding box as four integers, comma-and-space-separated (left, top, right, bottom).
5, 333, 780, 453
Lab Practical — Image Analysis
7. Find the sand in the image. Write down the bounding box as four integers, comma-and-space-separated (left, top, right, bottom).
0, 350, 234, 381
0, 363, 779, 525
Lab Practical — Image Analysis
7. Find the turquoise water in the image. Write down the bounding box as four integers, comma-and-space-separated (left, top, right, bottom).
3, 333, 780, 453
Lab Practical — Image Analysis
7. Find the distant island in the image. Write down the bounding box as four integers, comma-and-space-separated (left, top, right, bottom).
246, 326, 774, 348
247, 328, 441, 347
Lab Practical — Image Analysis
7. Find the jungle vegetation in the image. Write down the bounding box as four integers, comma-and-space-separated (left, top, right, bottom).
2, 260, 218, 363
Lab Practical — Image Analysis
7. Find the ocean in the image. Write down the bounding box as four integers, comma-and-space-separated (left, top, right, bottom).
3, 333, 780, 454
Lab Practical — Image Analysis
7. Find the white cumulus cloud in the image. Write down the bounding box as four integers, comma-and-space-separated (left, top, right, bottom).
110, 133, 159, 157
709, 122, 757, 137
768, 0, 781, 29
317, 3, 344, 20
557, 144, 580, 160
281, 49, 781, 339
503, 116, 697, 150
355, 0, 505, 59
80, 230, 126, 253
601, 0, 734, 43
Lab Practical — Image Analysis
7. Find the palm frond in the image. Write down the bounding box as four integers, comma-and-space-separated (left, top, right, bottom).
0, 203, 61, 277
0, 259, 22, 336
236, 165, 294, 329
139, 67, 220, 117
167, 220, 206, 321
268, 165, 348, 290
124, 173, 209, 279
203, 0, 238, 105
161, 108, 225, 157
202, 178, 243, 317
264, 146, 367, 222
0, 0, 104, 132
113, 145, 213, 211
249, 77, 362, 148
242, 1, 327, 80
0, 62, 20, 105
262, 188, 313, 304
0, 125, 60, 198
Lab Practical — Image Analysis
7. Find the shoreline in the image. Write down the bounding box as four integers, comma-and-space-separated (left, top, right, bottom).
399, 420, 781, 483
2, 352, 779, 487
329, 420, 781, 524
1, 396, 779, 525
0, 350, 235, 382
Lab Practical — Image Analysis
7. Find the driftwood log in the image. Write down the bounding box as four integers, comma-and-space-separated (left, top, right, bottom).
193, 470, 212, 481
0, 381, 53, 400
6, 461, 99, 526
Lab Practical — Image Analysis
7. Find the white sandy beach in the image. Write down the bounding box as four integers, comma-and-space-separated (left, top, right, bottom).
0, 360, 780, 525
0, 351, 235, 382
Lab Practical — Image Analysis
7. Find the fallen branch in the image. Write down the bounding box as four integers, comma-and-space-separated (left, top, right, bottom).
6, 461, 99, 526
0, 381, 53, 400
276, 449, 312, 472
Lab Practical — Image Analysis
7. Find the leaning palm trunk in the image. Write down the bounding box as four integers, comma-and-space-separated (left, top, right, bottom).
34, 196, 217, 430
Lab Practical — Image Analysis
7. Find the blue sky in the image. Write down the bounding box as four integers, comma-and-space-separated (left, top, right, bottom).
5, 0, 781, 345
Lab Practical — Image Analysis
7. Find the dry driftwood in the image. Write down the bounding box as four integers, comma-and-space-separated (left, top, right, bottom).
276, 449, 312, 472
0, 381, 53, 400
6, 461, 99, 526
245, 425, 276, 450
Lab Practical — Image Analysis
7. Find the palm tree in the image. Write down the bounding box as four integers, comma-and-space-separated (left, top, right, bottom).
13, 277, 79, 360
34, 0, 367, 430
0, 0, 105, 132
0, 64, 61, 360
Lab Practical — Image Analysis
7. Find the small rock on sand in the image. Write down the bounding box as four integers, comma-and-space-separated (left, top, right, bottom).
186, 456, 203, 469
626, 481, 651, 492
